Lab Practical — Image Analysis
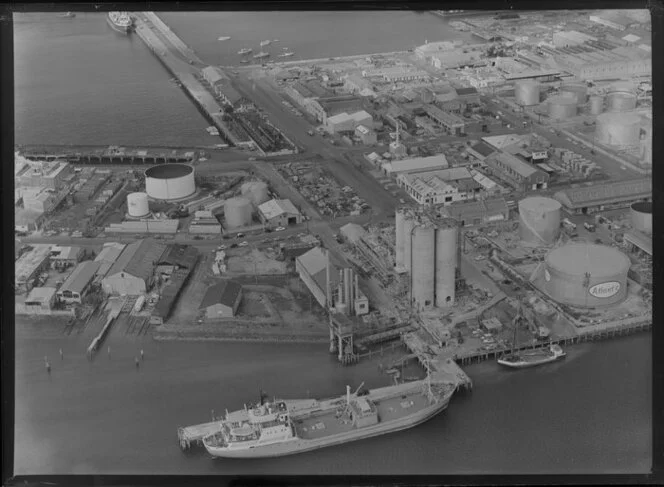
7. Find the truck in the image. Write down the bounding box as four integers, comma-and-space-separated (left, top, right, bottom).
583, 222, 596, 232
562, 218, 577, 230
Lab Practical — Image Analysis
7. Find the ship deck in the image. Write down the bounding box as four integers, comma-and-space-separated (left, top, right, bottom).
293, 388, 432, 441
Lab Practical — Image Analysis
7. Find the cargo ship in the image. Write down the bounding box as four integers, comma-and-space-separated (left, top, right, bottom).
497, 344, 566, 368
106, 12, 133, 34
200, 378, 455, 458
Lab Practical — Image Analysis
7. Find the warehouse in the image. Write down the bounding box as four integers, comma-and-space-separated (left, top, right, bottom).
50, 245, 84, 270
295, 247, 344, 308
15, 159, 72, 190
258, 199, 302, 227
102, 238, 166, 296
325, 110, 373, 134
553, 178, 651, 214
15, 244, 51, 294
355, 125, 377, 145
441, 197, 509, 227
150, 268, 194, 325
199, 280, 243, 319
381, 154, 449, 177
467, 141, 497, 162
397, 167, 481, 206
94, 242, 126, 280
56, 261, 101, 305
423, 105, 466, 135
484, 152, 549, 191
156, 244, 199, 276
23, 287, 57, 315
623, 230, 651, 257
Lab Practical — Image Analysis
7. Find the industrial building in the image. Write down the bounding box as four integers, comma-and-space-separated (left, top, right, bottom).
189, 211, 222, 234
552, 30, 598, 48
15, 158, 72, 190
397, 167, 481, 206
481, 134, 550, 161
258, 199, 302, 227
325, 110, 373, 134
441, 197, 509, 227
101, 238, 166, 296
49, 245, 83, 270
94, 242, 126, 280
589, 11, 634, 31
157, 244, 199, 276
540, 243, 630, 308
144, 164, 196, 201
518, 197, 561, 246
484, 152, 549, 191
224, 197, 253, 229
355, 125, 377, 145
15, 244, 51, 294
340, 222, 368, 244
553, 178, 651, 214
381, 154, 449, 177
56, 261, 101, 305
199, 280, 243, 319
22, 287, 57, 315
422, 105, 466, 135
151, 267, 194, 325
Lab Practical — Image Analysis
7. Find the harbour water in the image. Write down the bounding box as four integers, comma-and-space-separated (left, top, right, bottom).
15, 331, 651, 475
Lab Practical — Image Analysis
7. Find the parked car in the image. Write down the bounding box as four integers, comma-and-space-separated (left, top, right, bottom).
230, 243, 238, 249
239, 241, 249, 247
236, 233, 245, 238
275, 227, 286, 232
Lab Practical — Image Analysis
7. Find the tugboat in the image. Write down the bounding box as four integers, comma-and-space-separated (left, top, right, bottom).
107, 11, 133, 34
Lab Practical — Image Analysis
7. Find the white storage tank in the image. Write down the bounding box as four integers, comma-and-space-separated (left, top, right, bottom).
395, 208, 406, 271
630, 201, 652, 235
515, 80, 540, 106
596, 112, 641, 147
240, 181, 270, 207
548, 95, 577, 120
127, 192, 150, 218
410, 223, 435, 309
403, 214, 416, 273
434, 221, 458, 307
588, 95, 604, 115
518, 197, 561, 246
224, 197, 253, 229
561, 82, 588, 104
607, 91, 637, 112
145, 164, 196, 201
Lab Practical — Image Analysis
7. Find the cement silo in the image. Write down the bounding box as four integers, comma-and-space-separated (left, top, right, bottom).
126, 192, 150, 218
403, 214, 416, 273
588, 95, 604, 115
596, 112, 641, 147
395, 208, 406, 271
518, 197, 561, 246
561, 82, 588, 104
543, 243, 630, 308
515, 80, 540, 106
434, 222, 458, 307
144, 163, 195, 201
607, 91, 637, 112
224, 197, 253, 229
240, 181, 270, 207
630, 202, 652, 235
410, 223, 435, 309
548, 95, 577, 120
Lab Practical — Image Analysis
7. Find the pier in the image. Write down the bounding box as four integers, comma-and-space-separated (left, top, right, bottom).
178, 421, 220, 450
18, 145, 199, 165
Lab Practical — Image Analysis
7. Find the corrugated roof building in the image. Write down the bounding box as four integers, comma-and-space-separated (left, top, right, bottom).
15, 244, 51, 294
553, 178, 651, 214
102, 238, 166, 296
381, 154, 449, 177
151, 268, 194, 324
441, 197, 510, 227
258, 199, 302, 227
484, 152, 549, 191
295, 247, 346, 309
199, 280, 243, 319
57, 261, 101, 304
94, 242, 126, 280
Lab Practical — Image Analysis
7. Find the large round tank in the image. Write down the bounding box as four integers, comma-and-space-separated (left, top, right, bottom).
518, 197, 561, 245
224, 197, 253, 229
547, 95, 577, 120
596, 112, 641, 146
240, 180, 270, 207
395, 209, 406, 271
411, 224, 435, 309
434, 223, 458, 307
515, 80, 540, 106
607, 91, 637, 112
126, 192, 150, 218
630, 201, 652, 235
403, 215, 416, 273
144, 164, 195, 201
543, 243, 630, 308
561, 82, 588, 104
588, 95, 604, 115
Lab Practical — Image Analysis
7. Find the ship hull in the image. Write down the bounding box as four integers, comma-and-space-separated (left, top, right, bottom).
497, 353, 566, 369
204, 393, 451, 459
106, 15, 132, 34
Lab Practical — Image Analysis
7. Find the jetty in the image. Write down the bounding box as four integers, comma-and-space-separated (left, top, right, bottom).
17, 145, 198, 165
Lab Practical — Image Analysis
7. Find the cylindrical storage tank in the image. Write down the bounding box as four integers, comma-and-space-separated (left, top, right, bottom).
240, 181, 270, 207
395, 209, 406, 271
518, 197, 561, 246
561, 82, 588, 104
224, 197, 253, 229
515, 80, 540, 106
434, 222, 458, 308
144, 164, 195, 201
543, 243, 630, 308
126, 192, 150, 218
410, 224, 435, 309
403, 215, 416, 273
630, 201, 652, 235
588, 95, 604, 115
548, 95, 577, 120
596, 112, 641, 147
607, 91, 637, 112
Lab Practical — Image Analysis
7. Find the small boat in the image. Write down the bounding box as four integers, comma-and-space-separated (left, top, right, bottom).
238, 48, 253, 55
279, 52, 295, 58
59, 12, 76, 18
282, 47, 289, 50
107, 11, 133, 34
253, 51, 270, 59
260, 40, 271, 47
273, 39, 279, 42
240, 59, 250, 64
206, 126, 220, 136
218, 36, 231, 41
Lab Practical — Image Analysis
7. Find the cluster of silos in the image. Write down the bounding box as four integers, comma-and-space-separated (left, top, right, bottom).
518, 197, 561, 246
547, 95, 577, 120
588, 95, 604, 115
607, 89, 637, 113
630, 202, 652, 235
514, 80, 541, 106
595, 112, 642, 147
240, 180, 270, 207
126, 192, 150, 218
395, 209, 458, 309
560, 81, 588, 105
334, 268, 359, 316
224, 197, 253, 229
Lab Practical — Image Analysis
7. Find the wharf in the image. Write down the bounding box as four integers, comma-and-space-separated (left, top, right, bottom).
231, 50, 410, 70
178, 420, 220, 450
17, 145, 198, 165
